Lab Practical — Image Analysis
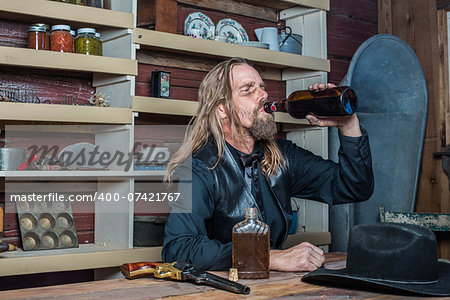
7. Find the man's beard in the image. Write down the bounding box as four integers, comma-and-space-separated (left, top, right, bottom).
247, 104, 277, 141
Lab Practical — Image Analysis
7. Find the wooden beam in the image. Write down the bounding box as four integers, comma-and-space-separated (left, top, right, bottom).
176, 0, 278, 22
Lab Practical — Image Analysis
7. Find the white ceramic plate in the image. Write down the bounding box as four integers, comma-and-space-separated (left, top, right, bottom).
215, 18, 249, 43
184, 12, 215, 39
58, 142, 104, 169
238, 41, 270, 49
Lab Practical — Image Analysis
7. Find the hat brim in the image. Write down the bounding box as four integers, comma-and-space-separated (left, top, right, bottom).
301, 262, 450, 296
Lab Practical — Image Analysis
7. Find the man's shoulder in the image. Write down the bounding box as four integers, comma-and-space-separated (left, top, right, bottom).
275, 138, 297, 153
192, 140, 220, 169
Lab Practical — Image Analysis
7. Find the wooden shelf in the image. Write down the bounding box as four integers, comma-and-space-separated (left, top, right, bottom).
134, 29, 330, 72
1, 170, 166, 179
241, 0, 329, 11
0, 245, 162, 276
0, 0, 134, 29
133, 96, 309, 125
0, 46, 137, 76
0, 102, 132, 123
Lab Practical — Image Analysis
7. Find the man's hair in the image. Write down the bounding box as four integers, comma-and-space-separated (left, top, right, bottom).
165, 57, 284, 181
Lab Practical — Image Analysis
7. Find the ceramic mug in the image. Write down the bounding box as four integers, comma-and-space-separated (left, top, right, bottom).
254, 27, 279, 51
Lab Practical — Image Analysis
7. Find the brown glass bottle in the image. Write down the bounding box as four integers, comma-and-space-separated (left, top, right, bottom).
264, 86, 357, 119
232, 207, 270, 279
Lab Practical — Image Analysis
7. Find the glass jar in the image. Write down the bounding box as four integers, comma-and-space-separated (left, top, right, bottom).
70, 30, 76, 53
51, 25, 73, 52
76, 28, 97, 55
28, 24, 50, 50
94, 32, 103, 56
85, 0, 102, 8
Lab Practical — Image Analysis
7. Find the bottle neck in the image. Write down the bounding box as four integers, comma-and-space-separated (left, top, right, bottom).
263, 100, 288, 113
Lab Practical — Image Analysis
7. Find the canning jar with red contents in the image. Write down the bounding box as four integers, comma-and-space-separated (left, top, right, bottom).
28, 24, 50, 50
50, 25, 73, 52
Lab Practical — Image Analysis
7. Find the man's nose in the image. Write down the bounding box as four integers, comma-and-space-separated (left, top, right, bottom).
257, 87, 268, 101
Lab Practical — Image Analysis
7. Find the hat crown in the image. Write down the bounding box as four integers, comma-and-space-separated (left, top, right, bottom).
346, 223, 438, 283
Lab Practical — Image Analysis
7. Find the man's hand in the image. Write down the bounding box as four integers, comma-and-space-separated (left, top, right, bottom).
305, 83, 362, 137
270, 242, 325, 272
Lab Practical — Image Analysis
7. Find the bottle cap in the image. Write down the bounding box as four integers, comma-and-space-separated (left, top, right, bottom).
77, 28, 96, 35
28, 26, 47, 33
51, 25, 71, 32
245, 207, 258, 219
30, 23, 50, 32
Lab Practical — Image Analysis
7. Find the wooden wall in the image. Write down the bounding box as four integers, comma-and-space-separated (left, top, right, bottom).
378, 0, 450, 259
327, 0, 378, 84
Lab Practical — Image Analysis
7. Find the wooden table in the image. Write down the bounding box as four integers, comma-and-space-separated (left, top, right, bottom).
0, 253, 443, 299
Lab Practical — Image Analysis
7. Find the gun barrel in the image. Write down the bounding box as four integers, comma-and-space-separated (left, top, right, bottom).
186, 272, 250, 295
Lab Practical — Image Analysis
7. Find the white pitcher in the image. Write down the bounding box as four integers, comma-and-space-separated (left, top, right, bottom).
254, 27, 279, 51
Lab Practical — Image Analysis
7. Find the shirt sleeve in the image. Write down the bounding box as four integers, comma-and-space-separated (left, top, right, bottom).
161, 165, 232, 270
288, 127, 374, 205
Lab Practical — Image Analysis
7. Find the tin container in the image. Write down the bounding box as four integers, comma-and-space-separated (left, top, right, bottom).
16, 201, 79, 251
151, 70, 170, 98
0, 148, 26, 171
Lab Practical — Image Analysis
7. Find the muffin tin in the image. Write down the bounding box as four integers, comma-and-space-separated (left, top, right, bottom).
16, 201, 79, 251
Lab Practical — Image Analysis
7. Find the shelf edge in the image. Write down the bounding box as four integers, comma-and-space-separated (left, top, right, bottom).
0, 0, 134, 29
0, 102, 132, 124
134, 28, 330, 72
0, 46, 138, 76
133, 96, 309, 125
0, 246, 162, 276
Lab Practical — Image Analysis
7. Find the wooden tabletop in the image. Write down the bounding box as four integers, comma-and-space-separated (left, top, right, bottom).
0, 253, 443, 299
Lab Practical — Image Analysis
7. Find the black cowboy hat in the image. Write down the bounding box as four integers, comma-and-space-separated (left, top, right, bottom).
302, 222, 450, 296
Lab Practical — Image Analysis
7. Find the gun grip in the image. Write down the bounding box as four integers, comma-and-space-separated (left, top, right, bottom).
121, 262, 162, 280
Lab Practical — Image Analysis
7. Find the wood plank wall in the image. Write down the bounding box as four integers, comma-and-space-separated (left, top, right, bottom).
327, 0, 378, 84
378, 0, 449, 259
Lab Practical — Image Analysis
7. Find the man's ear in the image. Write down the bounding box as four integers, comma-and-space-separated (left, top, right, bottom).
217, 103, 228, 119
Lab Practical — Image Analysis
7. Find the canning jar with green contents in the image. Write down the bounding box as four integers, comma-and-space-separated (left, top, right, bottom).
94, 32, 103, 56
76, 28, 97, 55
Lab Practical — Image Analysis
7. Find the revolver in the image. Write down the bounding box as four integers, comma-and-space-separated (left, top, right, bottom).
121, 261, 250, 295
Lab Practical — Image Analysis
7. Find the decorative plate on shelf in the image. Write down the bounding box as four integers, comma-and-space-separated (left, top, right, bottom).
215, 18, 249, 43
184, 12, 215, 39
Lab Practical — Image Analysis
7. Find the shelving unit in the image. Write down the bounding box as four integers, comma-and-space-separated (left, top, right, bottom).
0, 0, 330, 278
133, 96, 310, 125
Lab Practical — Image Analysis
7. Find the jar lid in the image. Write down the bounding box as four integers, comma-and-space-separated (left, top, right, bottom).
70, 30, 76, 36
28, 25, 47, 33
77, 28, 96, 35
30, 23, 50, 31
51, 25, 71, 31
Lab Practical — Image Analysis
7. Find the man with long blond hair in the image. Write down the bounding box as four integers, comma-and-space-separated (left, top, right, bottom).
162, 57, 373, 271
